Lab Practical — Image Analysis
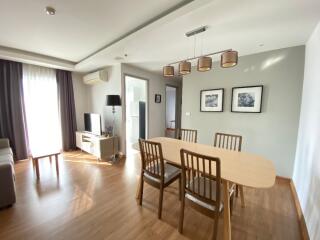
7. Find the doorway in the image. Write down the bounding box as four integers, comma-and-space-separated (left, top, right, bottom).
165, 85, 178, 138
125, 75, 148, 156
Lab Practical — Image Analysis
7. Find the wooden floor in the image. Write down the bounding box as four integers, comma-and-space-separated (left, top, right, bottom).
0, 151, 301, 240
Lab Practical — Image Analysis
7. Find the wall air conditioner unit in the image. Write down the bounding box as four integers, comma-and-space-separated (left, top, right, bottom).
83, 69, 108, 85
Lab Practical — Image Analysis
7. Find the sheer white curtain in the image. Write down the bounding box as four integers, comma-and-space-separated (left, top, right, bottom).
23, 64, 62, 155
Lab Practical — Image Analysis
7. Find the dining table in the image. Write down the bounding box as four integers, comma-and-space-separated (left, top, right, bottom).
134, 137, 276, 240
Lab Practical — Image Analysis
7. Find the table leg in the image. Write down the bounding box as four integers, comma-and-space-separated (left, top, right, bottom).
55, 154, 59, 177
35, 158, 40, 180
223, 180, 231, 240
32, 157, 35, 169
136, 176, 141, 199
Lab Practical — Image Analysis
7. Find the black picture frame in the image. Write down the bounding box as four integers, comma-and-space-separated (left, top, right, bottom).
200, 88, 224, 112
231, 85, 263, 113
155, 94, 161, 103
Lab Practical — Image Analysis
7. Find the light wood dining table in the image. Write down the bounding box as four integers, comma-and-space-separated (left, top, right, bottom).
134, 137, 276, 240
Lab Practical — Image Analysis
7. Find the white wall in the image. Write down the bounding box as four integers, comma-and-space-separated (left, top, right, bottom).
181, 46, 305, 177
86, 65, 124, 152
72, 66, 124, 152
72, 64, 180, 155
293, 23, 320, 240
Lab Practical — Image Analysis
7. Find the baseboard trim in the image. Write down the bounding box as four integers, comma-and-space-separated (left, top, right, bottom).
289, 179, 310, 240
276, 175, 291, 182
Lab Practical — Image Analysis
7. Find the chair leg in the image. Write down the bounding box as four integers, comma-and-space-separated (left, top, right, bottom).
139, 176, 144, 206
158, 185, 164, 219
236, 185, 239, 198
239, 185, 245, 208
178, 194, 185, 233
212, 212, 219, 240
230, 194, 234, 216
178, 176, 182, 200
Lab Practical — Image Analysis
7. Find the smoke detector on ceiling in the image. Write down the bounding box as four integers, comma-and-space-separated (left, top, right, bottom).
45, 6, 56, 16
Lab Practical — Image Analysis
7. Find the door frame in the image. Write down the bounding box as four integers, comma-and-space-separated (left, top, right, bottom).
165, 84, 179, 132
123, 74, 149, 155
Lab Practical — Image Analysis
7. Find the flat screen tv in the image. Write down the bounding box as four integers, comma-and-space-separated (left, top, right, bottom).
84, 113, 102, 135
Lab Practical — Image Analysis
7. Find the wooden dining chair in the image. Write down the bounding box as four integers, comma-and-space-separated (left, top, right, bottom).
213, 132, 245, 209
176, 128, 198, 143
138, 139, 181, 219
179, 149, 223, 240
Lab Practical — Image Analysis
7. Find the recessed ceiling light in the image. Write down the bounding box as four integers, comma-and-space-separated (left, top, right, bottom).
45, 6, 56, 16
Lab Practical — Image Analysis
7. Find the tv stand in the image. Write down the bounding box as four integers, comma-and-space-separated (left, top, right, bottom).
75, 131, 119, 160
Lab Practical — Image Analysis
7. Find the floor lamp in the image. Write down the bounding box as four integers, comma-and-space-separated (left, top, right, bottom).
106, 95, 121, 161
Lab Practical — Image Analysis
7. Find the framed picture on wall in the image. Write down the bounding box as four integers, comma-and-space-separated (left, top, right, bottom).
231, 85, 263, 113
200, 88, 224, 112
155, 94, 161, 103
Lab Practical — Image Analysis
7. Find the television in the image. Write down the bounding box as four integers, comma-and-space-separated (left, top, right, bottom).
84, 113, 102, 135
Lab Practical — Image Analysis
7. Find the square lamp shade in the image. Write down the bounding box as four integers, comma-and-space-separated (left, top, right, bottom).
106, 95, 121, 106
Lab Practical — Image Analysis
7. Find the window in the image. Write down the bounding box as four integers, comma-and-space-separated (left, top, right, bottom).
23, 64, 62, 155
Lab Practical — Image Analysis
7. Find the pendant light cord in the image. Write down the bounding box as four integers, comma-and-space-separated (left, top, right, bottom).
193, 36, 196, 58
201, 35, 203, 55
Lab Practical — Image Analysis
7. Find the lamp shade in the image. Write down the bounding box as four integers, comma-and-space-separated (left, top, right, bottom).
106, 95, 121, 106
221, 50, 238, 68
197, 56, 212, 72
163, 65, 174, 77
179, 61, 191, 75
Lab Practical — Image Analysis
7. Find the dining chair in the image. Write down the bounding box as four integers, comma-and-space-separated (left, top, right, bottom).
179, 149, 223, 240
213, 132, 245, 210
176, 128, 198, 143
138, 139, 181, 219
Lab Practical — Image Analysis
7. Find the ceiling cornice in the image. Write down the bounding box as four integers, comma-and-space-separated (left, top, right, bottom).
0, 46, 75, 70
75, 0, 214, 72
78, 0, 194, 63
0, 0, 218, 73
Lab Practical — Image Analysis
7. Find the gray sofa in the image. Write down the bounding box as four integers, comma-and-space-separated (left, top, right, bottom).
0, 138, 16, 208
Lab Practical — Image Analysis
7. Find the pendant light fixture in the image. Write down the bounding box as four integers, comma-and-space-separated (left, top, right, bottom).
179, 61, 191, 75
162, 26, 238, 77
221, 50, 238, 68
163, 65, 174, 77
197, 56, 212, 72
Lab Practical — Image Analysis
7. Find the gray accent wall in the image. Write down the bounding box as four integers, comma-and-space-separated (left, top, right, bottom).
181, 46, 305, 177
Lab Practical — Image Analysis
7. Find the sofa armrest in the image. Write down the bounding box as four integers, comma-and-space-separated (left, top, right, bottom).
0, 162, 16, 207
0, 138, 10, 149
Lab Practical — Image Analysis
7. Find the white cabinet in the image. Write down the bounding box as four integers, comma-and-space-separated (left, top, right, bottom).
75, 131, 119, 160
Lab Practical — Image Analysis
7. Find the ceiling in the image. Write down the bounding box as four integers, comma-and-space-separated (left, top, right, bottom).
0, 0, 319, 74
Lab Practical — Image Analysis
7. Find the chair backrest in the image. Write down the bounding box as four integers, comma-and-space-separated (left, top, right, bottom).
180, 148, 221, 209
139, 139, 164, 181
176, 128, 198, 143
213, 132, 242, 152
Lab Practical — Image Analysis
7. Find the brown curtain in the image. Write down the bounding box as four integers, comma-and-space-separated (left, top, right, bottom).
0, 59, 29, 160
56, 69, 77, 151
